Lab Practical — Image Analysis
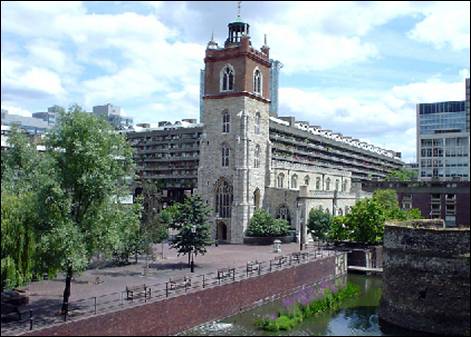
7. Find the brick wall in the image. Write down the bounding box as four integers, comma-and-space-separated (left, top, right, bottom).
23, 256, 337, 336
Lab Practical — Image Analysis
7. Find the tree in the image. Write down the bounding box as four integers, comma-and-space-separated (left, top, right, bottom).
168, 195, 213, 267
245, 209, 290, 237
384, 168, 417, 182
372, 189, 421, 221
327, 216, 350, 242
1, 126, 49, 290
307, 208, 332, 241
346, 199, 385, 245
36, 105, 141, 314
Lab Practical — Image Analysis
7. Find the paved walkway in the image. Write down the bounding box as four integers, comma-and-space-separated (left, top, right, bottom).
19, 243, 302, 306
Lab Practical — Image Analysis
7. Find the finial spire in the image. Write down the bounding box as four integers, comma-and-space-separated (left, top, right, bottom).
264, 34, 267, 46
237, 1, 241, 21
211, 30, 214, 41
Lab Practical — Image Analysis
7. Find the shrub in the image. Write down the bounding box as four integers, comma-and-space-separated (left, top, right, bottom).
246, 209, 290, 237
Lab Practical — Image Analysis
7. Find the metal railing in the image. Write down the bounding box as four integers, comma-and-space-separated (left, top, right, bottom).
1, 248, 339, 336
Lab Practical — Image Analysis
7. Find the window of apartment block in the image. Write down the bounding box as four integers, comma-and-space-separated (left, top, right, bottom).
402, 194, 412, 210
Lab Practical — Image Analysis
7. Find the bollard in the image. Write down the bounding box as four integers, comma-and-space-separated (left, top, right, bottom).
29, 310, 33, 330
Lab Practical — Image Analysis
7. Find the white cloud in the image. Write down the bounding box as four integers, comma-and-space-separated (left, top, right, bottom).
0, 102, 32, 117
278, 73, 468, 162
408, 1, 470, 50
1, 55, 66, 98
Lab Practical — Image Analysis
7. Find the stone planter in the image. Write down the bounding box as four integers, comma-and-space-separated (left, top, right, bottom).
243, 235, 294, 245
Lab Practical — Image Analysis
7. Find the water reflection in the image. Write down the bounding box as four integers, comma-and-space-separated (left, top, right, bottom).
181, 274, 420, 336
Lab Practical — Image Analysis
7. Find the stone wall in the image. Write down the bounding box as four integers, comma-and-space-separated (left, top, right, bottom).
379, 220, 470, 336
23, 254, 343, 336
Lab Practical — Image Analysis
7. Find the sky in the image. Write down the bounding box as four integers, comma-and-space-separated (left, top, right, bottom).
1, 1, 470, 163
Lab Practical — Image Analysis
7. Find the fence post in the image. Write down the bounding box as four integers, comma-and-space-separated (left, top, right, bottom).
166, 282, 169, 298
202, 274, 206, 288
29, 310, 33, 331
258, 263, 261, 276
94, 297, 97, 314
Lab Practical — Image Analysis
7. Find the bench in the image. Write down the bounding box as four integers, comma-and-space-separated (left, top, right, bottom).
246, 260, 261, 276
125, 284, 151, 300
166, 276, 192, 295
290, 252, 309, 264
270, 256, 288, 270
217, 268, 235, 283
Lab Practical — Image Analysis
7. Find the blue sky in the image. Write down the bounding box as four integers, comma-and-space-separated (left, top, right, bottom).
1, 1, 470, 163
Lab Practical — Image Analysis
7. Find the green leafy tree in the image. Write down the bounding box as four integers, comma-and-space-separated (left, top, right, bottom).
372, 189, 421, 221
307, 208, 332, 241
384, 168, 417, 181
245, 209, 290, 237
37, 105, 141, 313
346, 199, 385, 245
1, 127, 49, 290
168, 195, 213, 267
327, 216, 350, 242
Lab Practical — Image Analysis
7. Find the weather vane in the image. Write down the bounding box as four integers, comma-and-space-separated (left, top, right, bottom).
237, 1, 241, 21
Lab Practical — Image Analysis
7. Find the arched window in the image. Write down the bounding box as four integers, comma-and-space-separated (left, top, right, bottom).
304, 175, 310, 186
291, 174, 297, 189
277, 205, 290, 224
316, 177, 321, 190
221, 144, 230, 167
342, 180, 348, 192
221, 65, 234, 92
326, 178, 331, 191
254, 144, 260, 168
222, 110, 230, 133
253, 68, 262, 94
253, 188, 260, 209
254, 112, 261, 134
335, 179, 340, 191
325, 208, 330, 215
277, 173, 284, 188
215, 179, 233, 218
338, 208, 343, 216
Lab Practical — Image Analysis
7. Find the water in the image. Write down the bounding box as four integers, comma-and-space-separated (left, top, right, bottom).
182, 274, 421, 336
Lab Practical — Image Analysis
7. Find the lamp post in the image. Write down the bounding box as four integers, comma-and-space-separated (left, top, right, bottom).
190, 225, 196, 273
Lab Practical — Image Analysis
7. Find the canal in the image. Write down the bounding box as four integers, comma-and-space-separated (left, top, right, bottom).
181, 273, 422, 336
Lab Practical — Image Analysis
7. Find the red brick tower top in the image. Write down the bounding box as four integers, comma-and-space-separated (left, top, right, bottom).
203, 18, 271, 104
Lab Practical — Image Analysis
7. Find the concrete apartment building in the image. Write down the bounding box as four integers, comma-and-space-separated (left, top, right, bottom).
93, 103, 134, 130
125, 17, 404, 243
416, 78, 470, 181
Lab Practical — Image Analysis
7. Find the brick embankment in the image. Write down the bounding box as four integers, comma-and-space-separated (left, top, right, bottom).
20, 252, 343, 336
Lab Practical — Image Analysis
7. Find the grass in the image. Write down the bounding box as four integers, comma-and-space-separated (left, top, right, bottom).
255, 283, 360, 332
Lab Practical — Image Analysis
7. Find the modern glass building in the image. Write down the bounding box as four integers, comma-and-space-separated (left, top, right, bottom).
416, 79, 470, 181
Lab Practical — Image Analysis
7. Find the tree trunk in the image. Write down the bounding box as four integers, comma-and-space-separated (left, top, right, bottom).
135, 251, 138, 264
188, 252, 191, 267
61, 267, 73, 314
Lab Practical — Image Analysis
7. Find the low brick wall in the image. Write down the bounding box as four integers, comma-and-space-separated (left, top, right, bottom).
379, 221, 470, 336
22, 255, 339, 336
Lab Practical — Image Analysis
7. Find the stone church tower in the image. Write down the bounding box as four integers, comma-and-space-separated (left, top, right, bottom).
198, 19, 272, 243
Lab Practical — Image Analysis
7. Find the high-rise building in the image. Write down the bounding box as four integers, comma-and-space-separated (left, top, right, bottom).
269, 59, 282, 117
93, 103, 133, 130
416, 80, 470, 181
32, 105, 65, 126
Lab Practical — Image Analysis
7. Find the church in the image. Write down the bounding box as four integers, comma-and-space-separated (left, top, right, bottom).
126, 17, 404, 244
